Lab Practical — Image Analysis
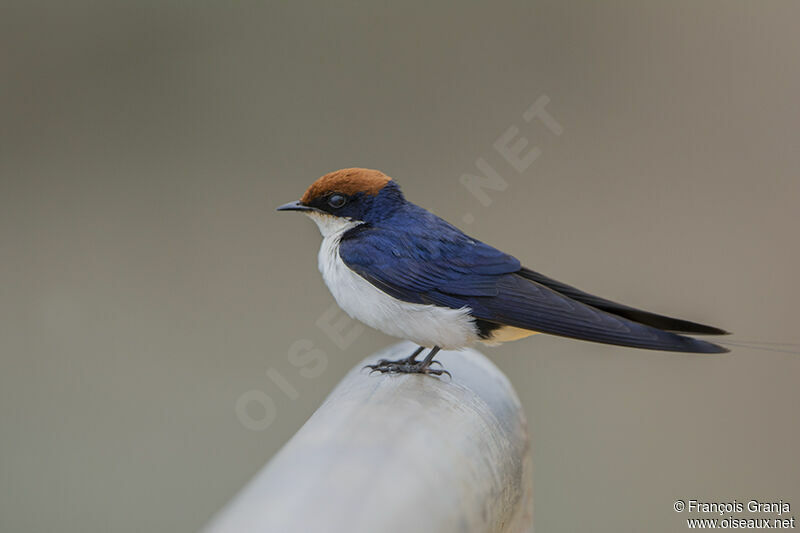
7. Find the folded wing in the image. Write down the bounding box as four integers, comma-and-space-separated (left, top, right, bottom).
517, 267, 728, 335
422, 275, 727, 353
339, 218, 727, 354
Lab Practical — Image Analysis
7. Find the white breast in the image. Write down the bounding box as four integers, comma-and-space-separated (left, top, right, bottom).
305, 212, 479, 349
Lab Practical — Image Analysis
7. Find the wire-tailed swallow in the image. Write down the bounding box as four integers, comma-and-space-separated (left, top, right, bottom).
278, 168, 728, 376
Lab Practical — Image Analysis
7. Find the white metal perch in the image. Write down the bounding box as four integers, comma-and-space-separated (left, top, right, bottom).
204, 342, 533, 533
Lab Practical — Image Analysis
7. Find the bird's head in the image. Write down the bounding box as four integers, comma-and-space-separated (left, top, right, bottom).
277, 168, 405, 236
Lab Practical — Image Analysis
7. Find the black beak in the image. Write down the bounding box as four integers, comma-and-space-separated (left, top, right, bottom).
276, 201, 313, 212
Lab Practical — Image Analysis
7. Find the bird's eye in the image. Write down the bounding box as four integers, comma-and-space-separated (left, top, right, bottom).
327, 194, 347, 209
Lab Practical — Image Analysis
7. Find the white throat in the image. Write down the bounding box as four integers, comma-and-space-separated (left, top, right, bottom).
304, 211, 362, 237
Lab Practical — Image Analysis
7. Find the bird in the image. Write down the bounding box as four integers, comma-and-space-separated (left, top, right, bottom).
277, 168, 728, 376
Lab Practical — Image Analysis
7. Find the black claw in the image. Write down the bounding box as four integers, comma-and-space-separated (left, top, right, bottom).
363, 359, 451, 378
420, 366, 451, 378
362, 346, 450, 378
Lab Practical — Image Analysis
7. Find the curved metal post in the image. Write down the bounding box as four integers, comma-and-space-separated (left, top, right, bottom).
204, 342, 533, 533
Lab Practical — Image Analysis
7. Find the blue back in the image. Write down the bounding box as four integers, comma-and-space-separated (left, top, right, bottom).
338, 189, 727, 354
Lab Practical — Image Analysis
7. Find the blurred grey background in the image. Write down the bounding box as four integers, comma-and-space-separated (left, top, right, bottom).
2, 2, 799, 532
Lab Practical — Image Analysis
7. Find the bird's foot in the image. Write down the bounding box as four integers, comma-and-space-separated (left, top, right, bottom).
364, 358, 450, 378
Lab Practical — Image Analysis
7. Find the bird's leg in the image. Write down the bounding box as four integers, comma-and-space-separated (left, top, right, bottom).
418, 346, 440, 369
402, 346, 426, 364
366, 346, 424, 369
364, 346, 450, 377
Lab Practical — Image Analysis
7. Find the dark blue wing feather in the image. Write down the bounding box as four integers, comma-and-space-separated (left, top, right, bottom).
339, 208, 520, 299
422, 277, 725, 353
516, 267, 729, 335
339, 207, 727, 354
